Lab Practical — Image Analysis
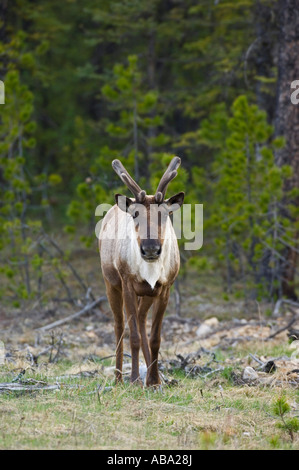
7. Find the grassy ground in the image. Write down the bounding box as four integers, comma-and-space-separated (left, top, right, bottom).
0, 338, 298, 450
0, 245, 299, 450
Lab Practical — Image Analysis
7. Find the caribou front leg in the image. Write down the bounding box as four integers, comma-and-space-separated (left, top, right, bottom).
104, 280, 124, 384
123, 283, 142, 384
146, 287, 170, 388
138, 296, 154, 368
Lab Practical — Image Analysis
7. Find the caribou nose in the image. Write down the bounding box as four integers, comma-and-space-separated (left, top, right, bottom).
141, 241, 162, 260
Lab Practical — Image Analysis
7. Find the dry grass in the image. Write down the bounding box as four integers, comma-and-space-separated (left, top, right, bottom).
0, 339, 298, 450
0, 252, 299, 450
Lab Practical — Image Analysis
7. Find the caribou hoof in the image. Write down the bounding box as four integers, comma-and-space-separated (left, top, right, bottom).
151, 384, 163, 393
146, 375, 162, 389
130, 377, 144, 387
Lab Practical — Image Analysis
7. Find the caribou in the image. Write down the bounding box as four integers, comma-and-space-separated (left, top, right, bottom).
99, 157, 184, 387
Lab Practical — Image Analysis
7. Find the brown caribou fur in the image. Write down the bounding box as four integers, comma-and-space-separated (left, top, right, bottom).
99, 157, 184, 387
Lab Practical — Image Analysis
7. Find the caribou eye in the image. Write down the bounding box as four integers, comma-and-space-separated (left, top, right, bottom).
132, 210, 139, 219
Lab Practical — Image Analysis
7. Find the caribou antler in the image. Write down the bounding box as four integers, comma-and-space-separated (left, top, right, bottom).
112, 159, 146, 202
155, 156, 181, 203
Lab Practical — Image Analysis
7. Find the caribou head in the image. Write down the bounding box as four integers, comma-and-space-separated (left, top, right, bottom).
112, 157, 184, 263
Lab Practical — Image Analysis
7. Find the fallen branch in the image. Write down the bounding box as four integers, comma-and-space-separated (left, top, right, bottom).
0, 382, 60, 393
0, 381, 84, 394
182, 319, 269, 347
249, 353, 276, 373
273, 299, 299, 317
266, 313, 299, 341
55, 370, 102, 380
36, 296, 107, 332
163, 315, 198, 325
249, 353, 264, 366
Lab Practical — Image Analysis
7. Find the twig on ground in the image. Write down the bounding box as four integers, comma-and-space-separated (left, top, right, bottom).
273, 299, 299, 317
0, 383, 60, 393
48, 331, 64, 363
84, 353, 132, 363
266, 312, 299, 341
0, 381, 84, 394
36, 296, 107, 332
249, 353, 265, 366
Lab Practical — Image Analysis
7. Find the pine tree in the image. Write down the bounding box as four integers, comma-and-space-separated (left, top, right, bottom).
198, 95, 296, 300
274, 0, 299, 300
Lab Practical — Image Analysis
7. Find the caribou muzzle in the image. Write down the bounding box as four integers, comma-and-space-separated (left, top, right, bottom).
140, 239, 162, 262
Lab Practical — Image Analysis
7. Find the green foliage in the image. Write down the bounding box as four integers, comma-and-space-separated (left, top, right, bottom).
272, 395, 299, 442
272, 395, 291, 417
66, 55, 188, 245
0, 32, 81, 305
100, 54, 159, 180
0, 64, 40, 301
200, 95, 296, 299
0, 0, 295, 305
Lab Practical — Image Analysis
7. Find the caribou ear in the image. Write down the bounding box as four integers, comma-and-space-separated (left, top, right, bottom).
164, 192, 185, 211
115, 194, 134, 212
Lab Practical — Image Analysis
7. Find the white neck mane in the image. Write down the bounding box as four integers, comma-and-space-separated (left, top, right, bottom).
118, 211, 176, 289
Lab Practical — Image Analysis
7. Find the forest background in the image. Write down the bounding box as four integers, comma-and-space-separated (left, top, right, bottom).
1, 0, 299, 309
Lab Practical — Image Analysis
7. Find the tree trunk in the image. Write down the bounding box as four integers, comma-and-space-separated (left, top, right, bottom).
0, 0, 7, 43
274, 0, 299, 300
